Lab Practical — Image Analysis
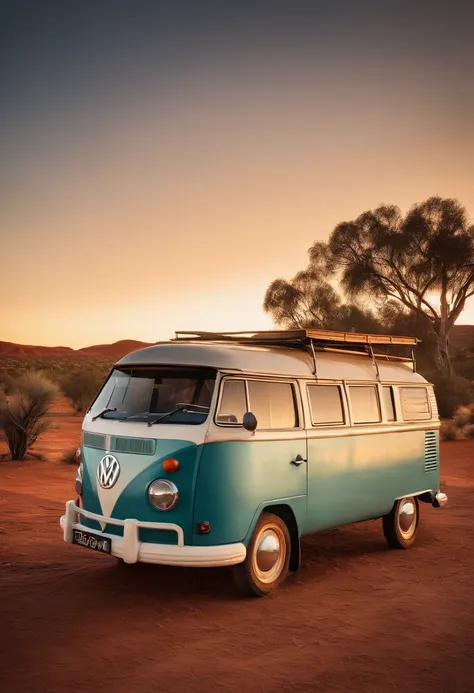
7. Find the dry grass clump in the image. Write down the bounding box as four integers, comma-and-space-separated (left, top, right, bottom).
453, 404, 474, 428
59, 368, 105, 412
440, 420, 459, 441
463, 424, 474, 439
61, 448, 79, 465
440, 403, 474, 441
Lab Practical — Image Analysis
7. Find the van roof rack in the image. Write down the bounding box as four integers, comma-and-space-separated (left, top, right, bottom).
173, 328, 418, 347
172, 329, 419, 377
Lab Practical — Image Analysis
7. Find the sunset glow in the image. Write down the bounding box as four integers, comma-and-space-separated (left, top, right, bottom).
2, 2, 473, 348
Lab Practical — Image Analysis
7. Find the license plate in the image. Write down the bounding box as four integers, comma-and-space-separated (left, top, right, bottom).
72, 529, 111, 554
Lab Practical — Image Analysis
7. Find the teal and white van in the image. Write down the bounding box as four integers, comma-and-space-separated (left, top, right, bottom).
60, 329, 447, 596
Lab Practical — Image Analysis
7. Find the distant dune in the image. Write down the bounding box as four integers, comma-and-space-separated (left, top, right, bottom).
0, 326, 473, 359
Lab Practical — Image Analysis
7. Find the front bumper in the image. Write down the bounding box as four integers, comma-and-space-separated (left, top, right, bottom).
60, 500, 246, 567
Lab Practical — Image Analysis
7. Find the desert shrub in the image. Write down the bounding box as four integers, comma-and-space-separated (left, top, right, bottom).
61, 448, 79, 465
463, 424, 474, 439
0, 372, 16, 395
439, 420, 458, 441
433, 375, 474, 418
0, 372, 58, 460
60, 368, 105, 412
453, 403, 474, 428
440, 403, 474, 441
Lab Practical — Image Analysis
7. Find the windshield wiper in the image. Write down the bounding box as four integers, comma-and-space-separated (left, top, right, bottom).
121, 411, 152, 420
91, 407, 118, 422
147, 403, 209, 426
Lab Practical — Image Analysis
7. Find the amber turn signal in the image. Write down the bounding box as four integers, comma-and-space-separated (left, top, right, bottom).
162, 458, 179, 473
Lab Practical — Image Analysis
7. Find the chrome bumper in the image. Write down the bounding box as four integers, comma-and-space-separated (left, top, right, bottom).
60, 500, 246, 567
433, 492, 448, 508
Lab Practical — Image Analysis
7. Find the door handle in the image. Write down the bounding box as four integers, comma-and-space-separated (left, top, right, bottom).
291, 454, 306, 466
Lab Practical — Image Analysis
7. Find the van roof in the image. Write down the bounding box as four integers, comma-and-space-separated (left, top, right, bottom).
116, 340, 428, 384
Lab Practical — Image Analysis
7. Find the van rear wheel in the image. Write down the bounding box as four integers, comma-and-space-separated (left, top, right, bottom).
383, 496, 419, 549
233, 512, 290, 597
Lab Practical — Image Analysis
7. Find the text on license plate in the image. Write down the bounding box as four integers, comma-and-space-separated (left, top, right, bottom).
72, 529, 111, 554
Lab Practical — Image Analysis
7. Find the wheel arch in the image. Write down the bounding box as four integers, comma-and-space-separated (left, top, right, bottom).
247, 503, 301, 572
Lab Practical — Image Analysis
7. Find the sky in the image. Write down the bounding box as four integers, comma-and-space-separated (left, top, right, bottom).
1, 0, 473, 348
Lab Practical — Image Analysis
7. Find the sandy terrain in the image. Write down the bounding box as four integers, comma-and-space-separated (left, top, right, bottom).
0, 407, 473, 693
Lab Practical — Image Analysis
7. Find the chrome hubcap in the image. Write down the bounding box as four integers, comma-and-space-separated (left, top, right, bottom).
398, 498, 417, 539
253, 527, 285, 584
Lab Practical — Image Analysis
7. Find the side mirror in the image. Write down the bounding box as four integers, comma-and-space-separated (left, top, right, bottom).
242, 411, 258, 432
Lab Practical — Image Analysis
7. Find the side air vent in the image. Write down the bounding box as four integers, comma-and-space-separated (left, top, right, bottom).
82, 432, 106, 450
110, 436, 156, 456
424, 431, 438, 473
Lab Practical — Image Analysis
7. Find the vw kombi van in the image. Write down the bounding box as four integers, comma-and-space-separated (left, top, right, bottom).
60, 329, 447, 596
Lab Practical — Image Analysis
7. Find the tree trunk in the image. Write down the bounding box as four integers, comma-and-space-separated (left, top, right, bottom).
433, 323, 453, 377
5, 415, 29, 460
11, 433, 28, 460
433, 281, 454, 377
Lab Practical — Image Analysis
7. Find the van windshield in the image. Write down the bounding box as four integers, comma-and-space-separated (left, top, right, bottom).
89, 367, 216, 424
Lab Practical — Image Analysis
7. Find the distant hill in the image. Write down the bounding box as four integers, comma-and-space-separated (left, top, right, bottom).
77, 340, 154, 359
0, 339, 154, 359
0, 341, 76, 357
0, 326, 473, 360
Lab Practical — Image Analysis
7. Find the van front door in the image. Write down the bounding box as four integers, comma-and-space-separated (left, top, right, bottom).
245, 378, 308, 513
194, 377, 308, 547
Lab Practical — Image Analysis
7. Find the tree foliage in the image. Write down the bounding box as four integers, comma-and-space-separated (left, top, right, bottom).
264, 197, 474, 376
326, 197, 474, 373
264, 243, 382, 333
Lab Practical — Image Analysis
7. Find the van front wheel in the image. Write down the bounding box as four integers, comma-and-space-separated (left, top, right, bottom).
383, 496, 419, 549
233, 512, 290, 597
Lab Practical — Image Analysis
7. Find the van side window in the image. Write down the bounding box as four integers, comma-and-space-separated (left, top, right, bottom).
307, 385, 344, 425
247, 381, 298, 429
349, 385, 381, 424
216, 380, 246, 424
400, 387, 430, 421
383, 386, 396, 422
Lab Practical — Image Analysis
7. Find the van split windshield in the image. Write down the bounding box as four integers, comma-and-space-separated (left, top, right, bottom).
88, 367, 216, 424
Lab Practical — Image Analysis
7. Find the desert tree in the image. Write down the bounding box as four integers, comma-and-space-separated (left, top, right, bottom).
264, 243, 382, 333
264, 273, 342, 329
0, 371, 58, 460
325, 197, 474, 375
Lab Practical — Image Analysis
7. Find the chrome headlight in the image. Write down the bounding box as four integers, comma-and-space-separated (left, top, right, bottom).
148, 479, 179, 511
75, 462, 83, 496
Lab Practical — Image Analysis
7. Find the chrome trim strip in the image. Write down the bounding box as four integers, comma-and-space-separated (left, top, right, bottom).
206, 421, 440, 443
305, 422, 440, 439
206, 429, 308, 443
395, 489, 433, 501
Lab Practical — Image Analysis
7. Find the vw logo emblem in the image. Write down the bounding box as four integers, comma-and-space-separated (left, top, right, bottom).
97, 454, 120, 489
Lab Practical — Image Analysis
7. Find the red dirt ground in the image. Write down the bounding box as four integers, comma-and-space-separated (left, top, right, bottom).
0, 410, 473, 693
